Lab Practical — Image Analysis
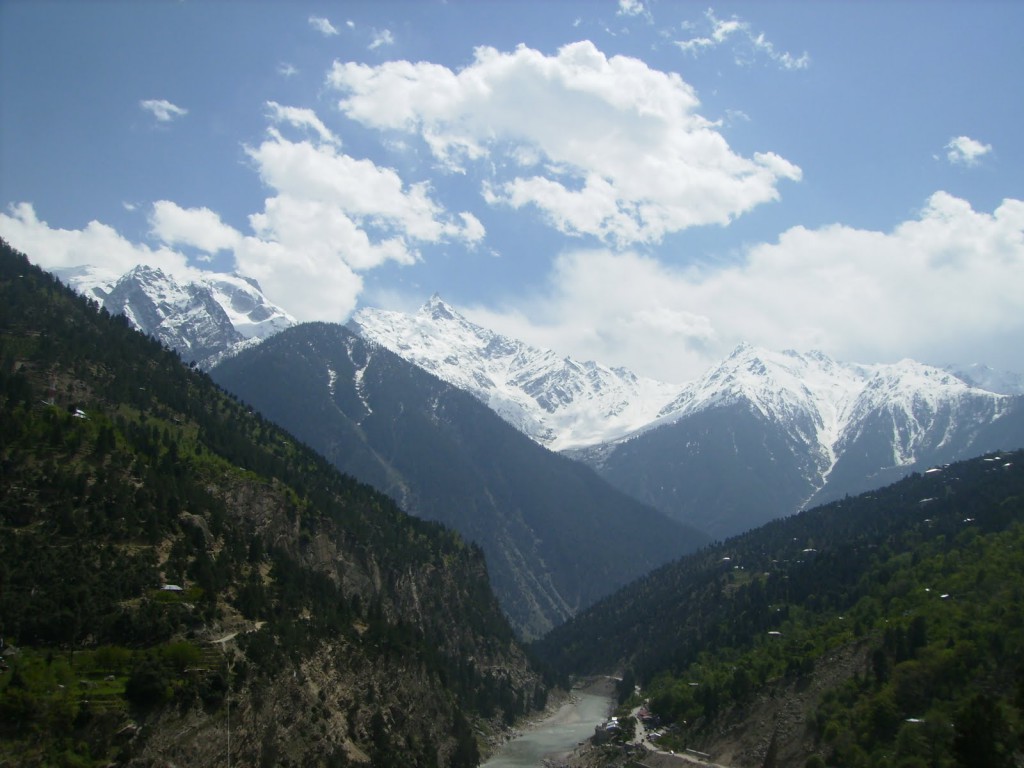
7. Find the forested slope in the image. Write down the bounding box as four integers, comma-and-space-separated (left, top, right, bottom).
0, 239, 545, 767
536, 450, 1024, 767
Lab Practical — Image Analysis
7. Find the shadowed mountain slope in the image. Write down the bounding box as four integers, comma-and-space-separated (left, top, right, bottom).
0, 239, 542, 767
211, 322, 707, 638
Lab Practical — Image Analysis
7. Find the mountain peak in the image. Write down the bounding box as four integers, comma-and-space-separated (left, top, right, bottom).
54, 263, 295, 367
421, 293, 459, 321
350, 302, 683, 450
124, 263, 169, 281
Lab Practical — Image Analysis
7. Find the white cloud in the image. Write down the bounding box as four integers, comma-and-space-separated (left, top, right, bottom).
140, 98, 188, 122
328, 40, 800, 246
369, 29, 394, 50
278, 62, 299, 77
266, 101, 338, 144
309, 15, 338, 36
233, 232, 364, 322
245, 127, 484, 257
617, 0, 645, 17
150, 201, 242, 254
0, 202, 192, 277
945, 135, 992, 167
676, 9, 809, 70
0, 104, 484, 325
465, 192, 1024, 382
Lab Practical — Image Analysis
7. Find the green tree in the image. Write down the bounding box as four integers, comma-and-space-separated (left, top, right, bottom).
952, 693, 1014, 768
125, 657, 171, 710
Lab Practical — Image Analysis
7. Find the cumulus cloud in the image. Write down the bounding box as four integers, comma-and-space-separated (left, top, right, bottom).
328, 40, 800, 246
140, 99, 188, 122
244, 126, 484, 260
945, 135, 992, 166
676, 9, 810, 70
465, 192, 1024, 382
309, 15, 338, 36
0, 202, 192, 277
0, 107, 485, 324
150, 201, 242, 254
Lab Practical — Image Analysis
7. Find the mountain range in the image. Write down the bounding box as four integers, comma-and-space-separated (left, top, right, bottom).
352, 299, 1024, 539
19, 253, 1024, 768
570, 344, 1024, 538
54, 264, 1024, 542
210, 322, 705, 638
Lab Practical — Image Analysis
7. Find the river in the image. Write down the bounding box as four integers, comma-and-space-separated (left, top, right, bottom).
481, 678, 615, 768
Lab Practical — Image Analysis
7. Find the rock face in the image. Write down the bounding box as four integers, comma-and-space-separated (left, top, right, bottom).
54, 263, 294, 368
122, 470, 535, 768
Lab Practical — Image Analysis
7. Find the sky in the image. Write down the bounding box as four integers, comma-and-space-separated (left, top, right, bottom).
1, 0, 1022, 383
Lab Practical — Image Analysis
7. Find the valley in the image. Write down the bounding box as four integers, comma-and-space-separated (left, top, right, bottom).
2, 4, 1021, 766
4, 242, 1024, 767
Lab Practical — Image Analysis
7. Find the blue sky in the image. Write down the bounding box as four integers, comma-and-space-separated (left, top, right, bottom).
1, 0, 1022, 381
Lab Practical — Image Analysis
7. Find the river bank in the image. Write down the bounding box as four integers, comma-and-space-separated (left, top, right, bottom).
481, 677, 616, 768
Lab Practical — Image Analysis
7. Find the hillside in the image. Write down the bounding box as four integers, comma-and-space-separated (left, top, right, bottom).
537, 450, 1024, 767
0, 239, 544, 767
211, 322, 706, 639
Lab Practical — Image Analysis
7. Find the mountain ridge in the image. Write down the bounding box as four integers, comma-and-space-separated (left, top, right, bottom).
54, 263, 295, 368
211, 321, 707, 638
349, 296, 683, 451
42, 264, 1024, 539
351, 299, 1024, 538
536, 449, 1024, 768
570, 344, 1022, 538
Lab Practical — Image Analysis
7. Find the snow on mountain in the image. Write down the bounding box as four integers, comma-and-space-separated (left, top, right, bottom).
349, 295, 684, 451
350, 299, 1018, 470
563, 342, 1020, 539
651, 343, 1012, 484
54, 264, 295, 367
201, 273, 295, 340
657, 344, 865, 464
52, 264, 124, 303
946, 362, 1024, 396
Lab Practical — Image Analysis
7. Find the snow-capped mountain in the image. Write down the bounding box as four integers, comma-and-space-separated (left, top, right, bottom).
210, 321, 705, 638
47, 267, 1023, 540
349, 295, 683, 450
653, 343, 1010, 482
570, 343, 1023, 538
349, 301, 1023, 538
54, 264, 294, 367
946, 362, 1024, 395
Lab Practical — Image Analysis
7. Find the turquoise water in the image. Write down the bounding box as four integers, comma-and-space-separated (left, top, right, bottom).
481, 687, 613, 768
